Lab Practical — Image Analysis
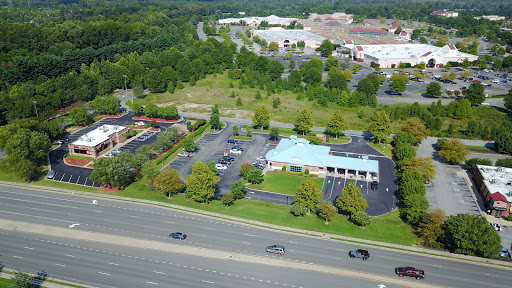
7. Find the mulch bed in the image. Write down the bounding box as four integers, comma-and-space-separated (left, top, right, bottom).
102, 185, 119, 192
101, 114, 123, 118
133, 116, 180, 123
65, 157, 92, 167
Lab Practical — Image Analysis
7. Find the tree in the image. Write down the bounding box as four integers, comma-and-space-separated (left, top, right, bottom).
221, 193, 235, 207
236, 97, 243, 106
210, 113, 221, 130
142, 165, 159, 188
88, 96, 120, 115
133, 85, 145, 98
393, 144, 417, 166
132, 103, 144, 115
68, 107, 92, 126
233, 125, 239, 136
461, 58, 470, 69
272, 97, 281, 108
240, 162, 257, 178
465, 82, 485, 105
284, 52, 293, 60
90, 155, 136, 189
325, 55, 339, 70
336, 182, 368, 214
504, 89, 512, 111
267, 60, 285, 80
326, 110, 348, 138
465, 158, 493, 170
270, 127, 279, 140
444, 214, 501, 258
253, 105, 270, 130
392, 132, 416, 147
419, 37, 428, 44
319, 39, 334, 57
231, 181, 246, 200
294, 107, 313, 135
186, 162, 219, 203
438, 139, 470, 164
426, 82, 442, 97
461, 69, 473, 78
495, 158, 512, 168
144, 103, 159, 118
326, 69, 347, 90
317, 201, 337, 224
13, 270, 35, 288
246, 169, 264, 184
290, 202, 308, 217
182, 137, 197, 152
136, 144, 153, 160
389, 78, 406, 92
368, 111, 392, 143
207, 161, 219, 175
350, 211, 373, 227
154, 168, 184, 198
403, 157, 436, 183
454, 98, 473, 119
268, 42, 279, 51
400, 117, 430, 143
399, 193, 429, 225
297, 40, 305, 50
417, 209, 446, 243
295, 178, 322, 214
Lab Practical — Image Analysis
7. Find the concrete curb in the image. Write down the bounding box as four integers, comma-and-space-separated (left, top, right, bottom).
1, 181, 511, 270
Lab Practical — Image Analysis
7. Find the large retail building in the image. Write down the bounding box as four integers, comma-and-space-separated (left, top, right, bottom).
252, 28, 326, 48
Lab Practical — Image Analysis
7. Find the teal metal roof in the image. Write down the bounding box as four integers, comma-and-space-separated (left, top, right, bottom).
266, 136, 379, 173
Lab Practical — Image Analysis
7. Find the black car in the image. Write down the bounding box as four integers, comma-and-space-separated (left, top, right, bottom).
443, 79, 451, 83
223, 155, 234, 162
371, 181, 378, 190
169, 232, 186, 240
348, 249, 370, 260
218, 159, 231, 165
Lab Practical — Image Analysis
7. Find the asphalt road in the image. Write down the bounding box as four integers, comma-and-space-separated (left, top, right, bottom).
1, 184, 511, 288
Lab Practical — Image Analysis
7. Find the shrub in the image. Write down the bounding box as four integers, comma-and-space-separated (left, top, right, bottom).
350, 211, 373, 227
305, 168, 309, 175
282, 165, 287, 172
149, 120, 158, 128
436, 138, 447, 151
465, 158, 493, 170
495, 158, 512, 168
290, 202, 308, 217
187, 119, 206, 131
306, 136, 323, 145
424, 241, 444, 249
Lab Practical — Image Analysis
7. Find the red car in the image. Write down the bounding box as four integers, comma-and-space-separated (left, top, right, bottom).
472, 79, 479, 82
395, 267, 425, 280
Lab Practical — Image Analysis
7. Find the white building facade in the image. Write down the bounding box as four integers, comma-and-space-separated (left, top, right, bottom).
252, 28, 326, 48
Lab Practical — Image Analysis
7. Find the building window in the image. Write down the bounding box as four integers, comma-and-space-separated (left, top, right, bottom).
289, 165, 303, 173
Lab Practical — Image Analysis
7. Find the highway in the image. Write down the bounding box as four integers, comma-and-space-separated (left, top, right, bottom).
1, 184, 511, 288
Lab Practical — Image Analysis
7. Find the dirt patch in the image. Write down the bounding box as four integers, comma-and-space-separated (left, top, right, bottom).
157, 102, 252, 119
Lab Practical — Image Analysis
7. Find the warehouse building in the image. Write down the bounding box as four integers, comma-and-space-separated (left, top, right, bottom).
219, 15, 297, 27
68, 125, 131, 158
252, 28, 326, 48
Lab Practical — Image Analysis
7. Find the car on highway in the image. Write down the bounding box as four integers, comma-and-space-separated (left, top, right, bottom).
169, 232, 186, 240
227, 139, 239, 144
215, 164, 227, 171
177, 151, 189, 157
47, 170, 56, 179
231, 146, 244, 151
265, 245, 285, 255
348, 249, 370, 260
230, 149, 242, 154
490, 222, 501, 231
395, 267, 425, 280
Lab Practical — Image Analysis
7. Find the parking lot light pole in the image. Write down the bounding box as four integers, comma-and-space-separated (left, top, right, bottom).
32, 100, 38, 117
123, 75, 127, 98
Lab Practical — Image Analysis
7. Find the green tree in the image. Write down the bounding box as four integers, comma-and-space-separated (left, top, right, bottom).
142, 165, 159, 188
231, 181, 246, 200
336, 182, 368, 214
438, 139, 470, 164
186, 162, 219, 203
319, 39, 334, 57
133, 85, 145, 98
325, 55, 339, 70
465, 158, 493, 170
246, 169, 264, 184
444, 214, 501, 258
466, 82, 485, 105
132, 103, 144, 115
233, 125, 239, 136
368, 111, 392, 143
326, 110, 348, 138
426, 82, 442, 97
295, 178, 322, 214
461, 58, 470, 69
495, 158, 512, 168
68, 107, 92, 126
267, 60, 285, 80
13, 270, 36, 288
389, 78, 406, 92
253, 105, 270, 130
268, 42, 279, 51
236, 97, 243, 106
400, 117, 430, 143
419, 37, 428, 44
90, 155, 136, 189
240, 162, 257, 178
272, 97, 281, 108
290, 202, 308, 217
504, 89, 512, 111
403, 157, 436, 183
350, 211, 373, 227
221, 193, 235, 207
394, 144, 417, 167
182, 137, 197, 152
154, 167, 185, 198
326, 69, 347, 90
399, 193, 429, 225
317, 201, 337, 224
88, 96, 120, 115
293, 107, 313, 135
210, 113, 221, 130
454, 98, 473, 119
144, 103, 159, 118
207, 161, 220, 175
270, 127, 279, 140
417, 209, 446, 243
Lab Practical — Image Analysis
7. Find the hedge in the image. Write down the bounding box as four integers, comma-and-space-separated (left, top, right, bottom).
187, 119, 206, 132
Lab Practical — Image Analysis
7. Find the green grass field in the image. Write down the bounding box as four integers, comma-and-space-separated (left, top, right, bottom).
465, 145, 494, 151
368, 138, 394, 158
248, 173, 325, 195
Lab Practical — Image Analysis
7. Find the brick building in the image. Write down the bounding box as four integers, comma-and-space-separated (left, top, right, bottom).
68, 125, 132, 158
472, 165, 512, 219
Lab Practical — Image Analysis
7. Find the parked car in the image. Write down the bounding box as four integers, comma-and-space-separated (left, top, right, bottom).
231, 146, 244, 151
265, 245, 285, 255
47, 170, 56, 179
223, 156, 234, 162
227, 139, 239, 144
215, 164, 227, 171
395, 267, 425, 280
500, 247, 511, 258
52, 140, 63, 145
169, 232, 186, 240
177, 151, 189, 157
103, 153, 115, 158
257, 156, 266, 161
252, 161, 265, 169
371, 181, 378, 190
230, 149, 242, 154
492, 78, 500, 83
111, 149, 122, 154
348, 249, 370, 260
218, 159, 230, 165
490, 222, 501, 231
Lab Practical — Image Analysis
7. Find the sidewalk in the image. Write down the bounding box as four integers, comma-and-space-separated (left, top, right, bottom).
0, 269, 94, 288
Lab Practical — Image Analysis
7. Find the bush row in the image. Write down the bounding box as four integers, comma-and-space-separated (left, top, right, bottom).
154, 123, 209, 165
187, 119, 206, 132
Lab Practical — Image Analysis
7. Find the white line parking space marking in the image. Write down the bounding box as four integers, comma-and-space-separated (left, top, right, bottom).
65, 254, 74, 257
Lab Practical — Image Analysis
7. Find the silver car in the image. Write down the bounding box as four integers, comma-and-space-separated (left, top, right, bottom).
265, 245, 285, 255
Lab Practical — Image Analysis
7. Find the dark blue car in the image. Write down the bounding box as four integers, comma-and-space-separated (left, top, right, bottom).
169, 232, 186, 240
227, 139, 238, 144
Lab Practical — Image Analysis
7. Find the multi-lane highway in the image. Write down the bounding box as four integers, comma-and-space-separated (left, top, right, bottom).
1, 184, 511, 288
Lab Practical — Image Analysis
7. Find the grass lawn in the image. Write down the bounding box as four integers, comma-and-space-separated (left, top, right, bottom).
368, 138, 394, 158
327, 135, 352, 144
465, 145, 494, 152
248, 173, 325, 195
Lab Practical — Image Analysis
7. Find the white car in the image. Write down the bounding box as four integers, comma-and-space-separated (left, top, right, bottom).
52, 140, 63, 145
177, 151, 189, 157
490, 222, 501, 231
111, 149, 122, 154
492, 79, 500, 83
103, 153, 115, 158
257, 156, 266, 161
230, 149, 242, 154
215, 164, 227, 171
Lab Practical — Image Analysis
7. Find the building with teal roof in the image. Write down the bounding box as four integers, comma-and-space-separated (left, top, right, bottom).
265, 136, 379, 180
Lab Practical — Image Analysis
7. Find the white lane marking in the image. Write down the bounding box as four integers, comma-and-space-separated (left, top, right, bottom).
166, 221, 175, 224
69, 223, 80, 228
129, 215, 138, 218
55, 264, 66, 267
92, 210, 102, 213
98, 272, 110, 276
0, 210, 75, 223
241, 242, 251, 245
202, 280, 215, 284
65, 254, 74, 257
108, 263, 119, 266
0, 196, 79, 209
146, 281, 159, 285
23, 247, 33, 250
430, 264, 443, 267
243, 234, 255, 237
153, 271, 165, 274
13, 256, 23, 259
334, 248, 344, 251
204, 227, 215, 230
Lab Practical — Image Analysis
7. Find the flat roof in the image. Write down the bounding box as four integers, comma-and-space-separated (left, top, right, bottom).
254, 29, 326, 41
351, 44, 477, 60
476, 165, 512, 203
72, 124, 127, 148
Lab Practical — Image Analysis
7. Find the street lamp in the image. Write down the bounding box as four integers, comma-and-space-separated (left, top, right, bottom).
32, 100, 38, 117
123, 75, 127, 98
